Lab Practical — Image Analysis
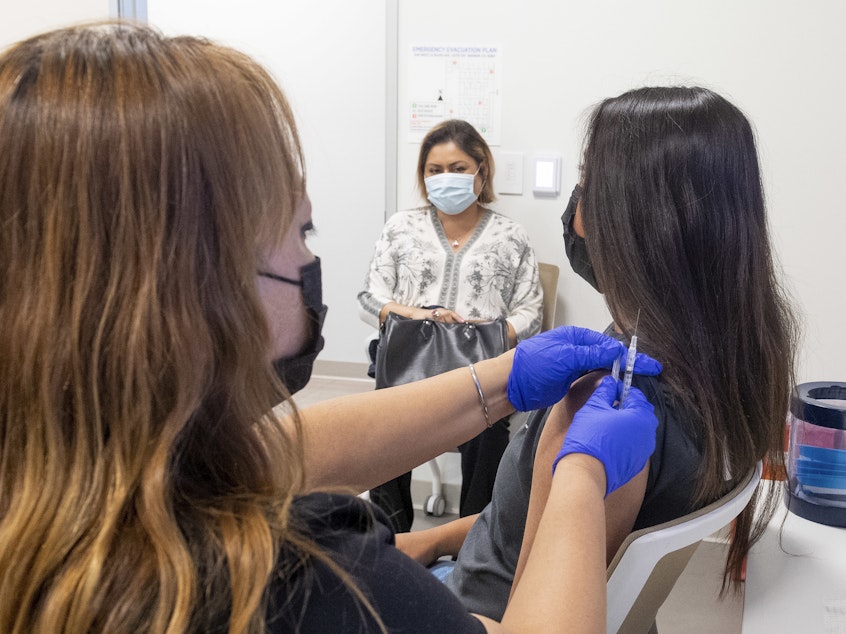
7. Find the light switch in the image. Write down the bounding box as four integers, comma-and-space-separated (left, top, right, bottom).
498, 152, 524, 195
533, 155, 561, 197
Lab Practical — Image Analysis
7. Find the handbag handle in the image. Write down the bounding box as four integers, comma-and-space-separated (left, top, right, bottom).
418, 319, 479, 343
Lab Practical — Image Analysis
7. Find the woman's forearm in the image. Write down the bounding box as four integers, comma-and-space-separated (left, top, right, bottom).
505, 321, 517, 348
379, 301, 431, 323
499, 454, 608, 633
395, 513, 478, 564
297, 352, 515, 491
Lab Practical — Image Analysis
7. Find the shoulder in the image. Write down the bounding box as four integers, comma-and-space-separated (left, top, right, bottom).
482, 210, 531, 241
266, 493, 390, 631
290, 491, 391, 548
630, 372, 705, 527
267, 492, 484, 633
386, 206, 433, 226
379, 208, 436, 242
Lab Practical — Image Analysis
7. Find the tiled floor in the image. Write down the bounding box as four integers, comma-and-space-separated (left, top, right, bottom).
296, 374, 744, 633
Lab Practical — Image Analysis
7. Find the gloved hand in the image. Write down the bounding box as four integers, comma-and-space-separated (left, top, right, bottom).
552, 376, 658, 496
507, 326, 662, 411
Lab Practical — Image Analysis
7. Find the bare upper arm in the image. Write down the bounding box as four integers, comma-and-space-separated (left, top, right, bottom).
510, 371, 649, 596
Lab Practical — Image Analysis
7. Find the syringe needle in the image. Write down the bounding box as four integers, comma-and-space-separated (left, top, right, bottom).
619, 309, 641, 408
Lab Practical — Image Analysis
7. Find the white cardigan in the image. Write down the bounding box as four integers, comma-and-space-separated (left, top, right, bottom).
357, 207, 543, 341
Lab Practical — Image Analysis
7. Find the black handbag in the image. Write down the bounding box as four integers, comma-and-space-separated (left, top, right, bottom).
375, 312, 508, 389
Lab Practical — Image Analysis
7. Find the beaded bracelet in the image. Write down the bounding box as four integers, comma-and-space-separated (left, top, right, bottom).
468, 363, 493, 428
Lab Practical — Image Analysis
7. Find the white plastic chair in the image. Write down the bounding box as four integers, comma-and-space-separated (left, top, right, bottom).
606, 461, 763, 634
537, 262, 559, 332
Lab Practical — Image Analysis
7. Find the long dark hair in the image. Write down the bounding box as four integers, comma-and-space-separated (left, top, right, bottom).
581, 86, 797, 589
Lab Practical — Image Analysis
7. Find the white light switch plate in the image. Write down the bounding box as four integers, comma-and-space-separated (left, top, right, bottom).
498, 152, 524, 195
533, 155, 561, 196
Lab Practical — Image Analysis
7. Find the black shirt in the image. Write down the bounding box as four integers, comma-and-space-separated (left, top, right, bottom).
447, 371, 705, 620
266, 492, 486, 633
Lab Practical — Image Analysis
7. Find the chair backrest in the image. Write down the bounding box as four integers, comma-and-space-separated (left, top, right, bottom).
537, 262, 560, 332
606, 461, 763, 634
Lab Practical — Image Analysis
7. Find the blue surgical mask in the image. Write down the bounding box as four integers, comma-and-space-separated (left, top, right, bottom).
424, 168, 481, 215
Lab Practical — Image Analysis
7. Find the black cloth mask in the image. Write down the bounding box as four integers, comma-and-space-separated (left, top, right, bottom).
561, 184, 599, 291
261, 257, 328, 395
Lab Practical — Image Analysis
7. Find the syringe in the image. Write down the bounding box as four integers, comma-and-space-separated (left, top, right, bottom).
617, 309, 640, 409
618, 334, 637, 408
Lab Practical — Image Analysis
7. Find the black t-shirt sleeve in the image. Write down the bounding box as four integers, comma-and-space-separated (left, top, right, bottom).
630, 374, 704, 529
267, 493, 486, 633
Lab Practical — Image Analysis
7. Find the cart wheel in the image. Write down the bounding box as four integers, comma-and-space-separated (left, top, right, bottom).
424, 494, 446, 517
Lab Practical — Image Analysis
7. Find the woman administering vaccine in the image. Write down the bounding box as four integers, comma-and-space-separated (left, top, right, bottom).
0, 23, 665, 631
358, 119, 543, 531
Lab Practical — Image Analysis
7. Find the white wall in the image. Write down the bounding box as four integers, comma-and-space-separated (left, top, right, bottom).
2, 0, 385, 371
4, 1, 844, 385
0, 0, 109, 47
147, 1, 388, 370
398, 0, 846, 384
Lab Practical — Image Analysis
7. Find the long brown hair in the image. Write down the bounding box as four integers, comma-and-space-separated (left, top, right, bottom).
0, 22, 329, 631
580, 86, 798, 590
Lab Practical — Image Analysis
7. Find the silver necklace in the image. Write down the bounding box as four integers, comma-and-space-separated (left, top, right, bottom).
444, 213, 480, 247
447, 231, 471, 247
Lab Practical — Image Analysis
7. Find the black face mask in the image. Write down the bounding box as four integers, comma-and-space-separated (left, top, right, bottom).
561, 184, 600, 291
260, 257, 328, 395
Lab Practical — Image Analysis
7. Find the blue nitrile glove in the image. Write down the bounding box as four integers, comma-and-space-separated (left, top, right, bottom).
552, 376, 658, 497
507, 326, 662, 412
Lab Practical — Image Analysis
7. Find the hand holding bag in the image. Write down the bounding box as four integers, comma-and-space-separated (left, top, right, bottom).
375, 312, 508, 389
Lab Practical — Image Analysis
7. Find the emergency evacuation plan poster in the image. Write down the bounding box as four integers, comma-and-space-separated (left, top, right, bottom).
407, 44, 503, 146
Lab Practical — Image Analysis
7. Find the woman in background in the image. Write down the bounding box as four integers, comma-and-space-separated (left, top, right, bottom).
0, 22, 662, 633
358, 119, 543, 531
